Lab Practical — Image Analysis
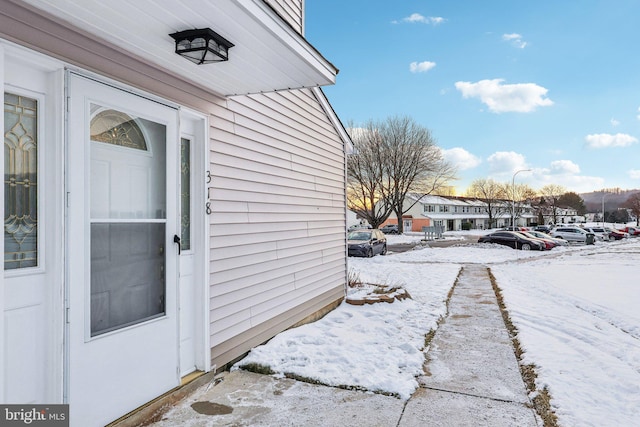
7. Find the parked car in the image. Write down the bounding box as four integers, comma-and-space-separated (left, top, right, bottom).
525, 230, 568, 247
515, 231, 556, 250
348, 224, 372, 232
582, 227, 609, 241
478, 231, 545, 251
533, 225, 552, 233
550, 226, 593, 243
501, 226, 529, 232
380, 224, 399, 234
605, 227, 628, 240
347, 229, 387, 257
620, 226, 640, 236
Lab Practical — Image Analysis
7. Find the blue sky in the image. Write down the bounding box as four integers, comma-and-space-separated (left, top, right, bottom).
305, 0, 640, 194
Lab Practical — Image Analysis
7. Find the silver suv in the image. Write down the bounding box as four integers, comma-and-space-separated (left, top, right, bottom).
550, 226, 591, 243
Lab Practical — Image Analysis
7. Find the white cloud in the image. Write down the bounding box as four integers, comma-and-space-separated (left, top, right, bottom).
629, 169, 640, 180
584, 133, 638, 148
455, 79, 553, 113
502, 33, 527, 49
549, 160, 581, 175
536, 160, 606, 193
535, 173, 605, 193
486, 151, 528, 174
409, 61, 436, 73
610, 118, 620, 127
441, 147, 481, 170
397, 13, 445, 25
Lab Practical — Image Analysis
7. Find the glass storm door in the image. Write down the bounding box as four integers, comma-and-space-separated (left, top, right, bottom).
66, 73, 179, 426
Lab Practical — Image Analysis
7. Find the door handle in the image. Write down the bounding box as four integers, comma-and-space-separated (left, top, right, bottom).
173, 235, 181, 255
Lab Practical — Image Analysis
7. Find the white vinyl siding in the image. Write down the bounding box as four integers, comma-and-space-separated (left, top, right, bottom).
208, 88, 347, 367
3, 0, 345, 367
265, 0, 303, 34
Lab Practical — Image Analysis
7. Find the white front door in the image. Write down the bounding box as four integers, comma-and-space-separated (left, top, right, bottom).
67, 73, 180, 426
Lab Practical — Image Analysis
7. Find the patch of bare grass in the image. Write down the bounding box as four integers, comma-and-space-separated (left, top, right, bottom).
488, 268, 559, 427
424, 266, 462, 354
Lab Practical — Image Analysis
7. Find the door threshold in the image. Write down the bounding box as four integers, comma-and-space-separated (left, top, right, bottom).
108, 370, 215, 427
181, 370, 205, 386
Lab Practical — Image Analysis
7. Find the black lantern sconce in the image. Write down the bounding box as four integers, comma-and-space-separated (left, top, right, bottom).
169, 28, 234, 65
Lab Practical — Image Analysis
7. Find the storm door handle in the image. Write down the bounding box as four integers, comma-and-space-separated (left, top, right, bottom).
174, 235, 181, 255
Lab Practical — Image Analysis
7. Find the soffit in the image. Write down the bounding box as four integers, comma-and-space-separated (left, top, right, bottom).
19, 0, 336, 97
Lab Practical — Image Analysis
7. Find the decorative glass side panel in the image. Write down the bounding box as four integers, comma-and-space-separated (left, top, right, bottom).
180, 137, 191, 251
4, 93, 38, 270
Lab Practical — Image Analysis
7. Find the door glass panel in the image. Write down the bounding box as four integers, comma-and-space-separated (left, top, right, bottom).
4, 93, 38, 270
180, 137, 191, 251
89, 104, 167, 336
90, 223, 165, 335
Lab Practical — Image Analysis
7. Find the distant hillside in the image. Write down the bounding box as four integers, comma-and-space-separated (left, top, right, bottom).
580, 189, 640, 212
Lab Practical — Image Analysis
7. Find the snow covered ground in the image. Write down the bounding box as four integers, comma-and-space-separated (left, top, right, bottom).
235, 225, 640, 426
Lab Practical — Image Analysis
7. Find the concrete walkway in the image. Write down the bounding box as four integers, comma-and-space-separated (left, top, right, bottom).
141, 264, 539, 427
401, 264, 539, 426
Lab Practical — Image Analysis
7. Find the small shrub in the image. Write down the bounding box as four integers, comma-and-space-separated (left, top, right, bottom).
347, 270, 362, 288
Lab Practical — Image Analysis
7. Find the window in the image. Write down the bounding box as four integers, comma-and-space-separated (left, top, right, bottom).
439, 205, 449, 213
180, 137, 191, 251
89, 104, 167, 336
4, 93, 38, 269
90, 109, 147, 151
423, 204, 435, 213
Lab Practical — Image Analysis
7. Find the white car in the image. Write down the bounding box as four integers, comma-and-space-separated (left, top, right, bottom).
582, 227, 610, 241
550, 226, 597, 243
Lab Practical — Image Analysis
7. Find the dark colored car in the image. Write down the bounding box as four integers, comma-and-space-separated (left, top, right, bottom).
478, 231, 545, 251
533, 225, 552, 233
380, 224, 399, 234
502, 226, 530, 232
347, 229, 387, 257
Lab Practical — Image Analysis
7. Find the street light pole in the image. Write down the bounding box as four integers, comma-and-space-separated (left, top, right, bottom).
512, 169, 531, 229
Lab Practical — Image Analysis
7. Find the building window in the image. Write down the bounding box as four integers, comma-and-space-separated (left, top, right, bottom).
423, 204, 435, 213
4, 93, 38, 270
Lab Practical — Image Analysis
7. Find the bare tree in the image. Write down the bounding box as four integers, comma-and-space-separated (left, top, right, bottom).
346, 116, 456, 233
380, 116, 456, 233
466, 178, 507, 228
623, 192, 640, 226
539, 184, 568, 224
346, 123, 393, 228
501, 182, 537, 226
